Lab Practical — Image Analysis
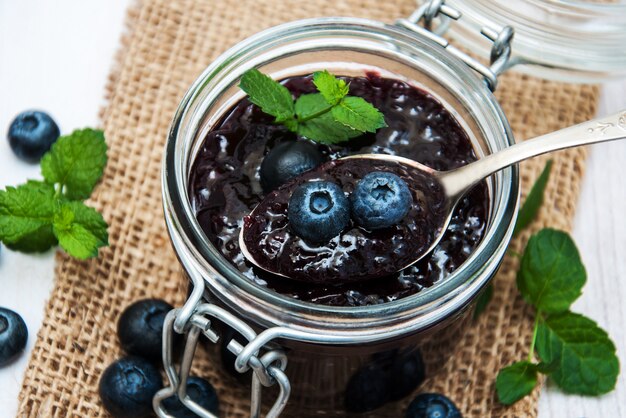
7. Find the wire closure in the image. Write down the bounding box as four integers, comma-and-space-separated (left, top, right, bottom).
153, 306, 291, 418
397, 0, 514, 91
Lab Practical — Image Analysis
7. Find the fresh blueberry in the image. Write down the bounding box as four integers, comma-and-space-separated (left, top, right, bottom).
344, 364, 390, 412
0, 307, 28, 366
99, 356, 162, 418
7, 110, 60, 162
406, 393, 462, 418
351, 171, 413, 230
288, 181, 350, 243
260, 140, 324, 192
117, 299, 175, 362
162, 376, 220, 417
390, 350, 426, 401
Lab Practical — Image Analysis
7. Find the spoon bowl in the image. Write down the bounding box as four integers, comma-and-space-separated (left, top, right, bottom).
240, 110, 626, 283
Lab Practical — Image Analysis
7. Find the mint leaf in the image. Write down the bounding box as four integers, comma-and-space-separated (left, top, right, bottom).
517, 229, 586, 313
473, 283, 493, 319
296, 94, 362, 143
41, 128, 107, 200
536, 312, 619, 395
298, 112, 362, 144
295, 93, 331, 120
239, 69, 295, 124
53, 201, 108, 260
0, 181, 57, 252
240, 69, 387, 144
514, 160, 553, 236
313, 70, 349, 106
496, 361, 538, 405
332, 96, 387, 133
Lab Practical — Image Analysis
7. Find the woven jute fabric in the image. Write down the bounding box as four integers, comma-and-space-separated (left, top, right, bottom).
17, 0, 598, 417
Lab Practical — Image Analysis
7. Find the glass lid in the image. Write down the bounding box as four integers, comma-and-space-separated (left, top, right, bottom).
437, 0, 626, 82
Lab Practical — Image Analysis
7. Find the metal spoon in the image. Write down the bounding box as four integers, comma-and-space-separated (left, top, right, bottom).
240, 110, 626, 282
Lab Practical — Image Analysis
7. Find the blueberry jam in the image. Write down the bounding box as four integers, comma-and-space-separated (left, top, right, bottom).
242, 158, 448, 284
189, 73, 489, 306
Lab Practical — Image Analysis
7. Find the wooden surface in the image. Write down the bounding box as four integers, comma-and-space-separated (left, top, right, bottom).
538, 80, 626, 417
0, 1, 624, 417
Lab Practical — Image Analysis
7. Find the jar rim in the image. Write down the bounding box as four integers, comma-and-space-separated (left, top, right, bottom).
162, 17, 519, 342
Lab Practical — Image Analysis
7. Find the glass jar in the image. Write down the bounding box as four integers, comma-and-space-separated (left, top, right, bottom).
442, 0, 626, 82
158, 12, 520, 418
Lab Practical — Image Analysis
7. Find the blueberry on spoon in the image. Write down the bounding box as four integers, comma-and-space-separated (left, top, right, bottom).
287, 181, 350, 243
351, 171, 412, 230
0, 307, 28, 366
7, 110, 60, 162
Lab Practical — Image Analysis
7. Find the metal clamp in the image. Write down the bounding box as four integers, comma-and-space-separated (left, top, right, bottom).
153, 303, 291, 418
397, 0, 514, 91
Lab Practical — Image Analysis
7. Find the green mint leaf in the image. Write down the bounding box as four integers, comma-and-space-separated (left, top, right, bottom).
536, 312, 619, 395
514, 160, 553, 236
295, 93, 332, 120
313, 70, 349, 106
473, 283, 494, 319
0, 181, 57, 252
52, 201, 108, 260
295, 94, 364, 143
239, 69, 295, 124
517, 229, 586, 313
297, 112, 362, 144
41, 128, 107, 200
536, 361, 559, 375
332, 96, 387, 133
496, 361, 538, 405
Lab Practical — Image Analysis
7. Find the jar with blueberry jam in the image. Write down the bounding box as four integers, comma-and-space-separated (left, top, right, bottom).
158, 1, 626, 417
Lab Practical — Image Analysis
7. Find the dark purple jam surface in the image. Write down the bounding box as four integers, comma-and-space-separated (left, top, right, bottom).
242, 158, 448, 284
189, 73, 489, 306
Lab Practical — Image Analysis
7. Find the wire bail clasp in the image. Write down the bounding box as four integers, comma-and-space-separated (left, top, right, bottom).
153, 303, 291, 418
397, 0, 514, 91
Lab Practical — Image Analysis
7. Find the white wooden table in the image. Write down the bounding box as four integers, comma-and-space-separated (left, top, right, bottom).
0, 1, 624, 417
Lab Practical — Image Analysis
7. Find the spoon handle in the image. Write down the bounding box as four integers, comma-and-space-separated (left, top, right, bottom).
439, 110, 626, 198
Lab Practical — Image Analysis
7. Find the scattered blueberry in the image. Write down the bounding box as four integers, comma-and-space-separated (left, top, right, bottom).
162, 376, 220, 417
117, 299, 175, 363
288, 181, 350, 242
344, 364, 390, 412
390, 350, 426, 401
406, 393, 462, 418
99, 356, 162, 418
260, 140, 324, 192
0, 307, 28, 366
7, 110, 60, 162
351, 171, 412, 230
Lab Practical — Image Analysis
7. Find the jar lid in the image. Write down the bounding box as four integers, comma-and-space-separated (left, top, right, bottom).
442, 0, 626, 82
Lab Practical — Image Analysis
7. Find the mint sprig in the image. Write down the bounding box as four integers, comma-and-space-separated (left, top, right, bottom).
483, 159, 620, 404
239, 69, 387, 144
0, 128, 109, 260
496, 228, 619, 404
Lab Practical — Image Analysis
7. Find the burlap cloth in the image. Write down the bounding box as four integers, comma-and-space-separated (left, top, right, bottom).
16, 0, 598, 417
